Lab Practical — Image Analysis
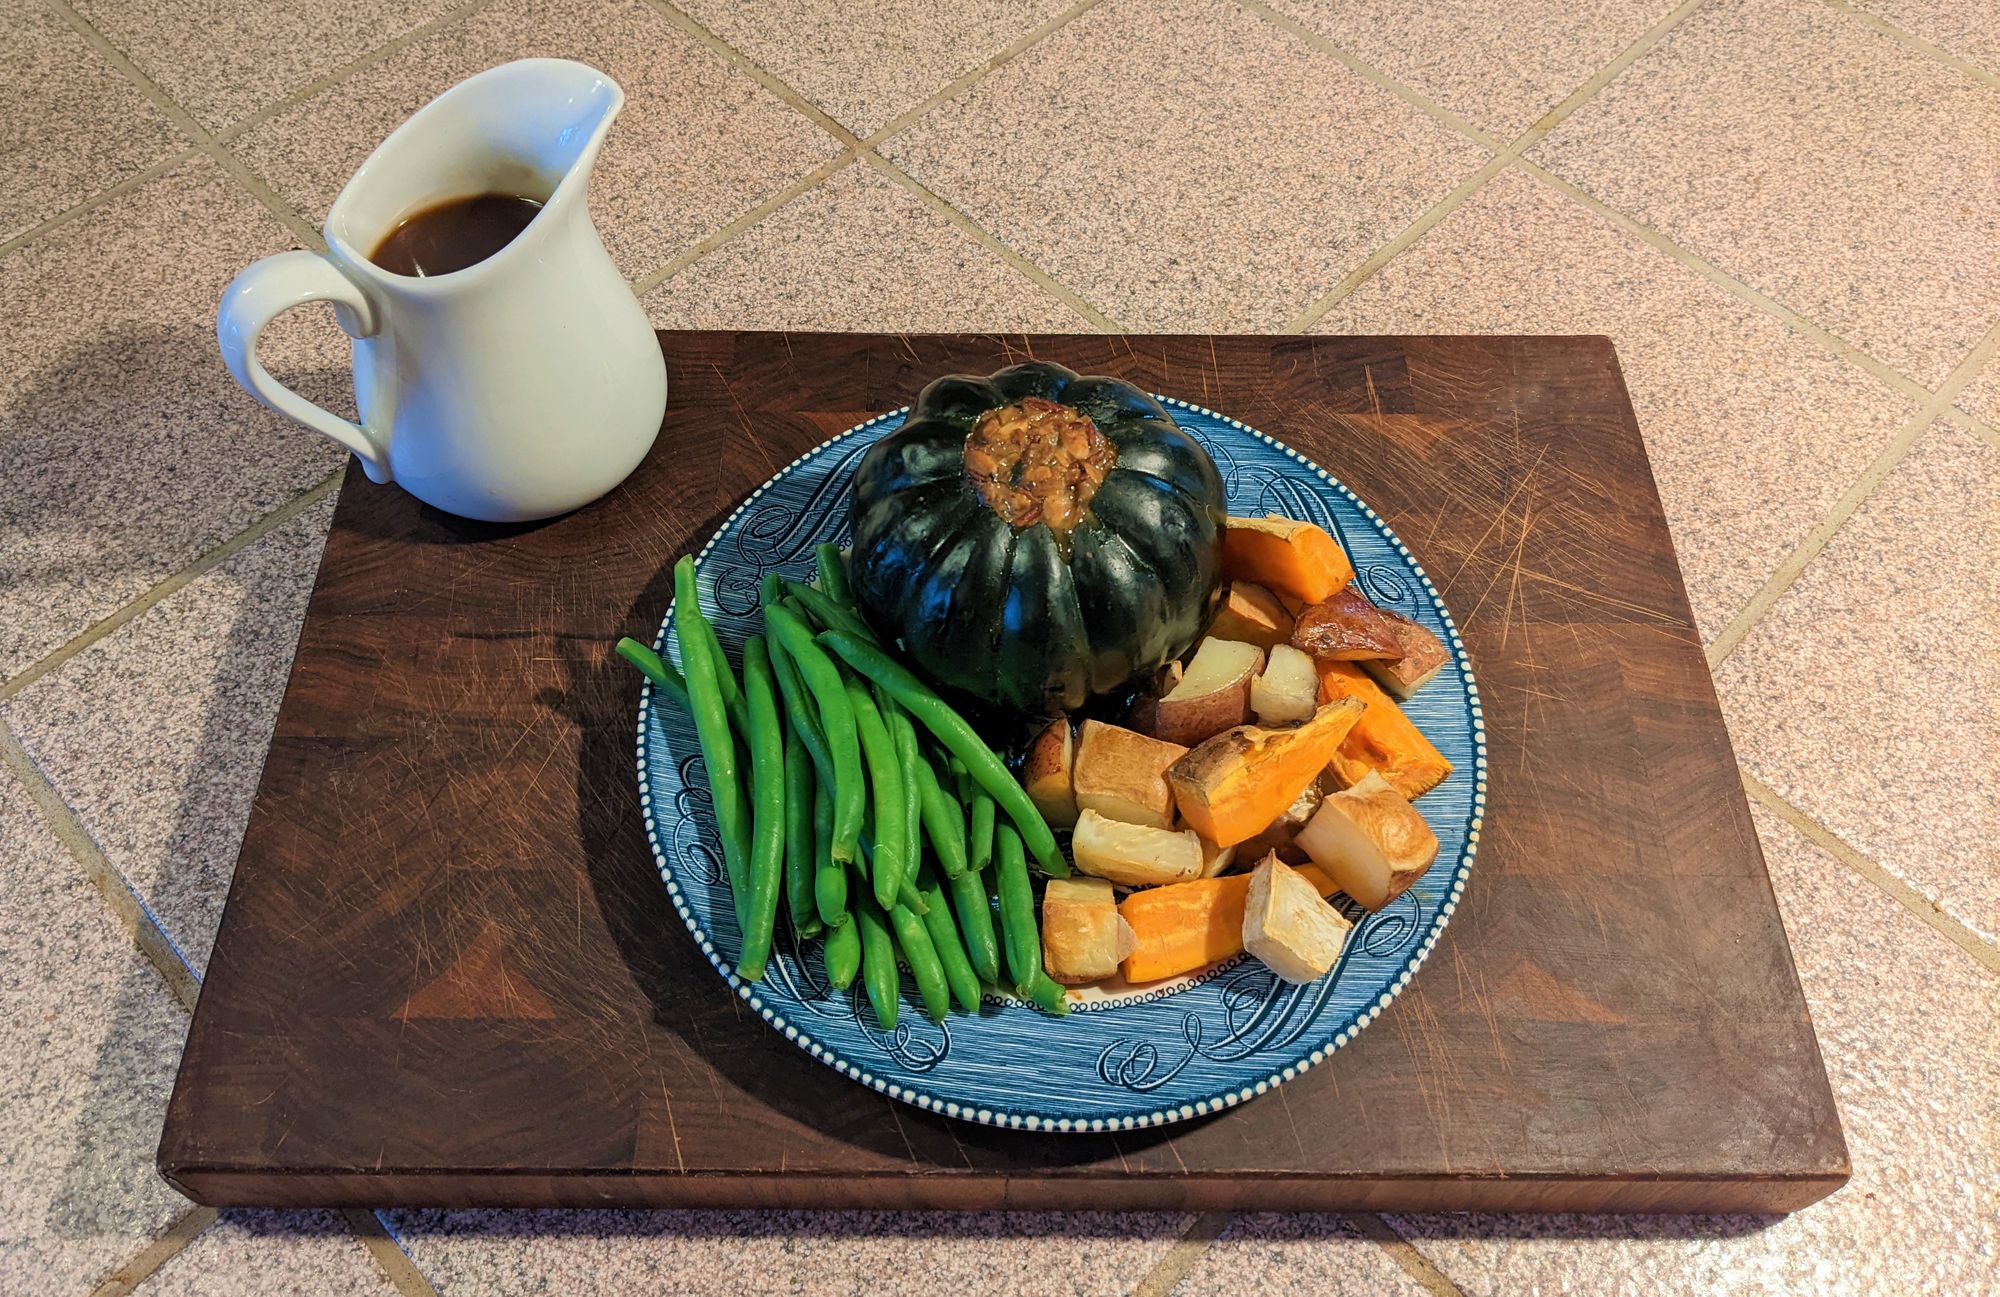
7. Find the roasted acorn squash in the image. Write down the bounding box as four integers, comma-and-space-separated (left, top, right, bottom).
848, 362, 1226, 715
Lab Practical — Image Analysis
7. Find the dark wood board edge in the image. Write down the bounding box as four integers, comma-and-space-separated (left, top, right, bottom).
160, 1166, 1848, 1215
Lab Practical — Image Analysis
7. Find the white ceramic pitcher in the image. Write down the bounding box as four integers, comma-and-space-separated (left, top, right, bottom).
217, 59, 666, 523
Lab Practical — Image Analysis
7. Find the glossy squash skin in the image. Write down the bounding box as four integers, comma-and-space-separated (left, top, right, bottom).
848, 362, 1226, 715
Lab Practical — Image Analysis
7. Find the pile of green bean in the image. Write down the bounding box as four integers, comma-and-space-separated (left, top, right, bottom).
616, 546, 1070, 1028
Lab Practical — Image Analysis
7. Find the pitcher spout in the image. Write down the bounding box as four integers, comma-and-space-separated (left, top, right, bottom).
325, 59, 623, 266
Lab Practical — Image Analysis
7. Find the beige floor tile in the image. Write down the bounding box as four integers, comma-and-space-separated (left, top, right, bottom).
139, 1211, 401, 1296
1528, 0, 2000, 386
0, 772, 190, 1293
1264, 0, 1675, 139
1391, 802, 2000, 1297
388, 1209, 1193, 1296
0, 155, 344, 682
1176, 1215, 1430, 1295
3, 495, 336, 969
1850, 0, 2000, 75
1957, 349, 2000, 426
230, 0, 840, 283
1713, 418, 1999, 943
644, 163, 1089, 332
677, 0, 1084, 138
880, 0, 1489, 332
0, 4, 187, 245
73, 0, 463, 134
1316, 168, 1915, 640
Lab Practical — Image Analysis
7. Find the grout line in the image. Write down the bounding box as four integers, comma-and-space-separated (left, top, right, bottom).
628, 151, 863, 295
1818, 0, 2000, 89
1276, 0, 1707, 332
862, 0, 1108, 147
0, 468, 347, 703
1519, 161, 1936, 405
642, 0, 862, 148
1236, 0, 1506, 149
0, 145, 206, 262
1705, 314, 2000, 665
1280, 156, 1511, 333
45, 0, 213, 144
1130, 1211, 1232, 1297
1344, 1212, 1467, 1297
1955, 408, 2000, 450
627, 0, 1109, 312
89, 1206, 220, 1297
860, 152, 1125, 330
47, 0, 326, 250
343, 1210, 443, 1297
0, 720, 203, 1012
207, 0, 503, 146
1743, 772, 2000, 976
203, 142, 325, 249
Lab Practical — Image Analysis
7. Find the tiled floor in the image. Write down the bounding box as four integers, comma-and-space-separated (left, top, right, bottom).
1, 0, 1994, 1293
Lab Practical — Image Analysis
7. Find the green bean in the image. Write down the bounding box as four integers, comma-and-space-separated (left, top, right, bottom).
968, 792, 996, 876
672, 559, 751, 916
945, 858, 1001, 986
1018, 968, 1070, 1016
784, 579, 877, 644
812, 783, 848, 929
857, 824, 927, 915
763, 594, 835, 789
822, 911, 860, 990
782, 730, 821, 940
845, 679, 908, 911
696, 614, 749, 739
917, 866, 982, 1013
949, 756, 995, 877
764, 604, 863, 862
887, 902, 951, 1022
853, 895, 900, 1031
614, 637, 690, 710
736, 636, 786, 981
994, 821, 1043, 992
814, 543, 853, 606
910, 742, 969, 879
890, 711, 924, 903
819, 630, 1068, 877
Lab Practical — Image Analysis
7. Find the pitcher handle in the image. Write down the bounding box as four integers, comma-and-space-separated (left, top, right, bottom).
217, 251, 392, 483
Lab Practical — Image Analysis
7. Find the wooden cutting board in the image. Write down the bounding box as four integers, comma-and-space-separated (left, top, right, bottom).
157, 333, 1847, 1212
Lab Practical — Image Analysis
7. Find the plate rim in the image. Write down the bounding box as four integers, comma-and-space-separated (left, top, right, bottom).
634, 396, 1488, 1131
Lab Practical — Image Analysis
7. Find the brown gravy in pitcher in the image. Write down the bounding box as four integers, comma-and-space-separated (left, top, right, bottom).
370, 193, 544, 277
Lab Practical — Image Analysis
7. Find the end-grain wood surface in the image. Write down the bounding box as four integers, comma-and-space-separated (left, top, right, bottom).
157, 333, 1847, 1213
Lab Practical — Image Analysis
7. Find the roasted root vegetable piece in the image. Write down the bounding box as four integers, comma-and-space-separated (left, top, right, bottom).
1250, 643, 1318, 724
1073, 720, 1187, 829
1126, 661, 1183, 734
1314, 660, 1454, 799
1071, 810, 1205, 886
1291, 585, 1401, 661
1022, 717, 1078, 828
1359, 613, 1450, 700
1118, 862, 1337, 983
1041, 876, 1136, 984
1233, 779, 1324, 863
1220, 515, 1356, 606
1294, 771, 1438, 910
1243, 853, 1353, 983
1208, 582, 1295, 649
1154, 638, 1262, 746
1197, 834, 1237, 879
1166, 698, 1365, 847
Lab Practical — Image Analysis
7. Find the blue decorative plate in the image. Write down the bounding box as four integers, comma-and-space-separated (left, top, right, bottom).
635, 398, 1486, 1131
